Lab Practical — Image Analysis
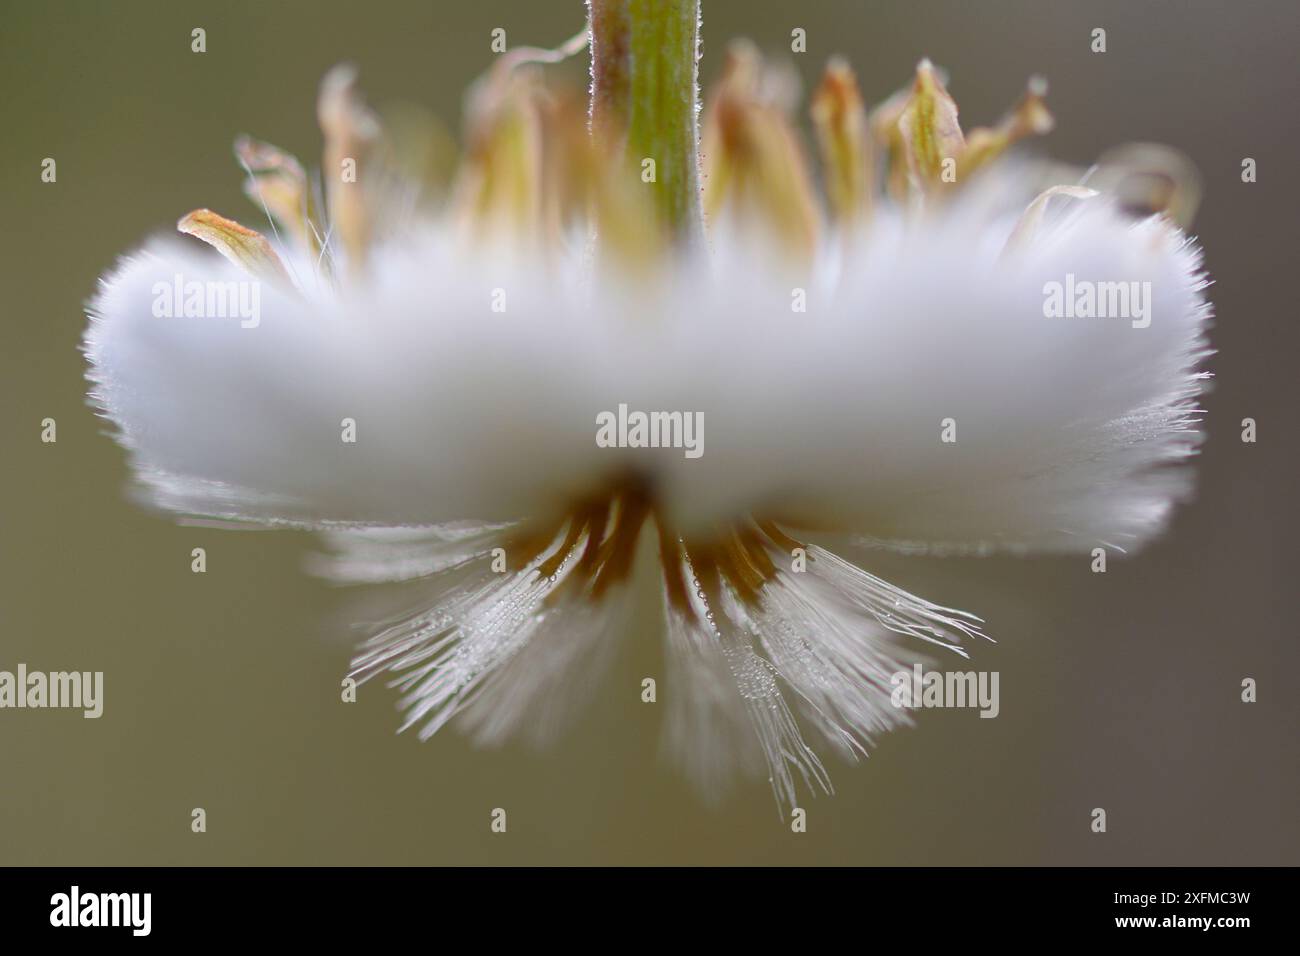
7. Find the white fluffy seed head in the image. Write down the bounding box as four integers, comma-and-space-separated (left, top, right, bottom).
84, 129, 1211, 813
86, 177, 1211, 555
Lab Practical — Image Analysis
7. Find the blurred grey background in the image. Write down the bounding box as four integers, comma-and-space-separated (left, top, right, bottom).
1, 0, 1297, 864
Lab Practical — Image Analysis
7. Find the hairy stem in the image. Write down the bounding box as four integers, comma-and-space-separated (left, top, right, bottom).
589, 0, 703, 244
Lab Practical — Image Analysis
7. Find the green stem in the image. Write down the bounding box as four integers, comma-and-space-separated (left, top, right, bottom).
588, 0, 631, 142
589, 0, 703, 244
